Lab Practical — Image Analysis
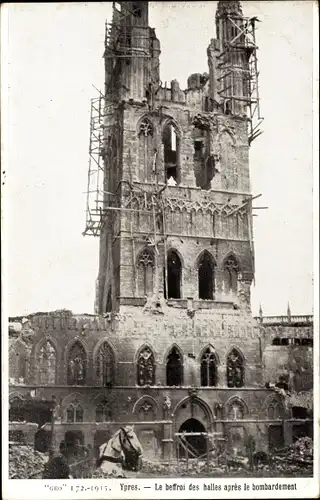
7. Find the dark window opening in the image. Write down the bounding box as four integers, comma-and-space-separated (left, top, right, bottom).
227, 348, 244, 388
294, 338, 301, 345
167, 250, 182, 299
225, 99, 232, 115
292, 406, 308, 419
166, 346, 183, 386
292, 424, 310, 442
163, 124, 180, 183
132, 3, 142, 17
137, 346, 156, 386
280, 338, 289, 346
194, 139, 204, 159
200, 347, 217, 386
272, 338, 281, 346
198, 251, 215, 300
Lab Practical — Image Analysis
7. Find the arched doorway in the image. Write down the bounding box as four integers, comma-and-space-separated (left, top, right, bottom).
178, 418, 207, 457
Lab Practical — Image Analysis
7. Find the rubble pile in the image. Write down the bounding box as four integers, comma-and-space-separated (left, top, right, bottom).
9, 445, 47, 479
273, 437, 313, 465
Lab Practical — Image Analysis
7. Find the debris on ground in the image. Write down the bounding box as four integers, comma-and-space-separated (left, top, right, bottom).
9, 444, 47, 479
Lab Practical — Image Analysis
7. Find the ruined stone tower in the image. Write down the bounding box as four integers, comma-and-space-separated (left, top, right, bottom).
87, 0, 269, 456
8, 2, 313, 462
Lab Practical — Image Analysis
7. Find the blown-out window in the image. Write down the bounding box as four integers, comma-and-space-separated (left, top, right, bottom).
166, 346, 183, 386
227, 348, 244, 388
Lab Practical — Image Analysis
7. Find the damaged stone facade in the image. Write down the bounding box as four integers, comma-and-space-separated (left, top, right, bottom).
9, 1, 313, 461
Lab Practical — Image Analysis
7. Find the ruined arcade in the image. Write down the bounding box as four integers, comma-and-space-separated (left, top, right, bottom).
9, 1, 313, 466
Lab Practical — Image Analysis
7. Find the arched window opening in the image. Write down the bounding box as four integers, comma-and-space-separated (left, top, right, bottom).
67, 342, 86, 386
163, 123, 180, 183
198, 251, 215, 300
137, 346, 155, 386
267, 402, 282, 419
66, 402, 84, 423
96, 342, 114, 387
167, 250, 182, 299
95, 401, 112, 422
223, 255, 239, 295
137, 401, 156, 421
227, 348, 244, 388
200, 347, 217, 386
38, 340, 57, 385
166, 346, 183, 386
138, 119, 154, 182
137, 249, 154, 297
227, 401, 244, 420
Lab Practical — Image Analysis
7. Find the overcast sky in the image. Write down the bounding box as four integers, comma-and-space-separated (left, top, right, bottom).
3, 1, 315, 317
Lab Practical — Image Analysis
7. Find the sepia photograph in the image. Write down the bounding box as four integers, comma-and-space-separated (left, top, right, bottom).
2, 0, 318, 497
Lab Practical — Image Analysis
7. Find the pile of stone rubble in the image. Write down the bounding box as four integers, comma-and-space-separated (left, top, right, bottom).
9, 444, 47, 479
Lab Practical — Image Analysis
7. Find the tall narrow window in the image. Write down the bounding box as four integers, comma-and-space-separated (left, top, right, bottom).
66, 402, 84, 423
227, 348, 244, 388
67, 342, 86, 386
200, 347, 217, 386
96, 342, 114, 387
167, 250, 182, 299
166, 346, 183, 386
138, 119, 154, 182
198, 251, 215, 300
223, 255, 239, 294
137, 346, 155, 386
163, 123, 180, 183
137, 248, 154, 297
39, 341, 57, 385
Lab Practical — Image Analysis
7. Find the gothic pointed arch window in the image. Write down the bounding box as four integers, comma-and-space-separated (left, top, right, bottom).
267, 400, 282, 419
166, 250, 182, 299
223, 255, 239, 295
67, 342, 86, 386
138, 118, 154, 182
227, 348, 244, 388
227, 400, 245, 420
163, 122, 181, 183
200, 346, 218, 386
38, 340, 57, 385
137, 346, 156, 386
66, 401, 84, 423
95, 401, 112, 422
137, 248, 155, 297
198, 251, 215, 300
166, 346, 183, 386
96, 341, 114, 387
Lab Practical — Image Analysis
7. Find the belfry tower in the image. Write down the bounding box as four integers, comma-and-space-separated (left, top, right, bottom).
84, 1, 269, 457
